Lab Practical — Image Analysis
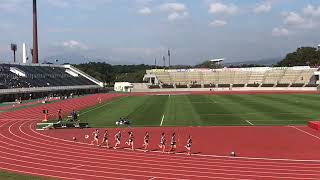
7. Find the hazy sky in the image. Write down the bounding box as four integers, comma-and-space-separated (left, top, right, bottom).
0, 0, 319, 65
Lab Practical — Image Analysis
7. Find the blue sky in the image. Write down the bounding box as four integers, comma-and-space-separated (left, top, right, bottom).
0, 0, 319, 65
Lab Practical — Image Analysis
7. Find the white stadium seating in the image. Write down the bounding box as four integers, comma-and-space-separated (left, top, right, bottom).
144, 66, 319, 89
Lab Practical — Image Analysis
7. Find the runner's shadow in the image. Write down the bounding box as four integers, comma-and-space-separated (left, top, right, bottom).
192, 151, 201, 154
177, 151, 187, 153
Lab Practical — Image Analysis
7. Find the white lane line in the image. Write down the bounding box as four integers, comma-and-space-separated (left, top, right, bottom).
28, 122, 319, 169
246, 120, 254, 126
70, 164, 85, 170
80, 96, 127, 116
1, 137, 318, 180
10, 120, 320, 179
28, 120, 320, 164
4, 124, 175, 179
21, 123, 320, 169
0, 166, 81, 180
191, 153, 320, 163
160, 114, 165, 126
149, 177, 157, 180
289, 126, 320, 141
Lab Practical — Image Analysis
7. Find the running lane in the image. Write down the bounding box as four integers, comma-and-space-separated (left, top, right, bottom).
0, 93, 320, 179
0, 120, 319, 179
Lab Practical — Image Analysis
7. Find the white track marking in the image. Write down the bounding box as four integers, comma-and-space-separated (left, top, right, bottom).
182, 152, 320, 163
0, 121, 320, 180
8, 122, 247, 179
80, 96, 127, 116
0, 139, 317, 180
160, 114, 165, 126
2, 133, 179, 179
0, 161, 128, 180
3, 120, 320, 180
149, 177, 157, 180
28, 120, 320, 164
3, 138, 319, 178
246, 120, 254, 126
19, 121, 320, 173
24, 123, 320, 168
289, 126, 320, 141
0, 166, 81, 180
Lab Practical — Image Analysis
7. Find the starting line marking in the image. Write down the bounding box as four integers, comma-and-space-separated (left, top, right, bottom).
160, 114, 165, 126
246, 120, 254, 125
289, 126, 320, 141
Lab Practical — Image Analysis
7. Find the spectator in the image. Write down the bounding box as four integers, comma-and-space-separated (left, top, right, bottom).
72, 110, 78, 121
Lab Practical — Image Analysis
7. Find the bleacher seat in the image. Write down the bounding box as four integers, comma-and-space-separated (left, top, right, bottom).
148, 67, 319, 89
0, 64, 97, 90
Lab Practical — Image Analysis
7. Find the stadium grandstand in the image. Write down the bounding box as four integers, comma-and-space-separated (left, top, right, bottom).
139, 66, 320, 92
0, 63, 104, 102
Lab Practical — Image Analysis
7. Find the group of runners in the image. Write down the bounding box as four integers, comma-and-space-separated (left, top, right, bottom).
90, 129, 192, 155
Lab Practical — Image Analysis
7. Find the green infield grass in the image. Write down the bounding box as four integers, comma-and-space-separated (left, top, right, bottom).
78, 94, 320, 127
0, 170, 50, 180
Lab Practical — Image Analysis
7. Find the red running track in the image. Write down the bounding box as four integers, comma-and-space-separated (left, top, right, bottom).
0, 93, 320, 179
0, 98, 58, 111
0, 94, 125, 120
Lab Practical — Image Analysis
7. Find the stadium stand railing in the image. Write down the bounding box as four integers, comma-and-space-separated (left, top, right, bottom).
141, 66, 319, 91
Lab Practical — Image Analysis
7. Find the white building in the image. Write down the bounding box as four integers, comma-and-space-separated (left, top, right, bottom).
114, 82, 133, 92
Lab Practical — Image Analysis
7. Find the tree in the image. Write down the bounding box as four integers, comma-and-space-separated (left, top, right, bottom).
194, 61, 222, 69
74, 62, 154, 84
278, 47, 320, 67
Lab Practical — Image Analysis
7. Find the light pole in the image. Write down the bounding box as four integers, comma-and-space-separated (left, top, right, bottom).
11, 44, 17, 63
168, 49, 171, 68
163, 56, 166, 68
32, 0, 39, 64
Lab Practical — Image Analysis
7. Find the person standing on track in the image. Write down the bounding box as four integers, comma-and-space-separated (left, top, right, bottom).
57, 109, 62, 121
99, 130, 109, 148
91, 129, 99, 146
125, 131, 134, 151
143, 132, 150, 152
185, 135, 192, 155
158, 132, 166, 153
114, 130, 121, 149
169, 132, 177, 154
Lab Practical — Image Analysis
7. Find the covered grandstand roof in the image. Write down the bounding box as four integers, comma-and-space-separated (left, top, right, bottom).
0, 63, 103, 94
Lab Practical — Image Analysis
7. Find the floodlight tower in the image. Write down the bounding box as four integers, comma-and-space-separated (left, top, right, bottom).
11, 44, 17, 63
168, 49, 171, 68
32, 0, 39, 64
163, 56, 166, 68
23, 43, 27, 63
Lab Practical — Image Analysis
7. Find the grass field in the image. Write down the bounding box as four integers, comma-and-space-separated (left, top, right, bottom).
78, 94, 320, 127
0, 171, 49, 180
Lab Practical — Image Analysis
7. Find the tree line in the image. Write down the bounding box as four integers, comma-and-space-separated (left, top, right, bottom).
75, 46, 320, 84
